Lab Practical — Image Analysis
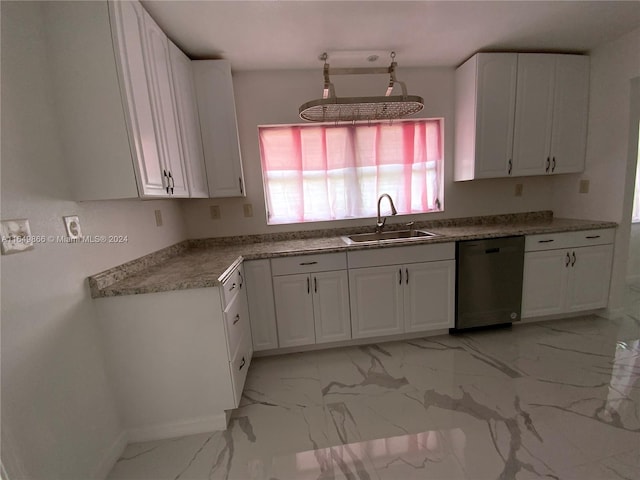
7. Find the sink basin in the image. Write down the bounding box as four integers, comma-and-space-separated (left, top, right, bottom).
342, 229, 438, 245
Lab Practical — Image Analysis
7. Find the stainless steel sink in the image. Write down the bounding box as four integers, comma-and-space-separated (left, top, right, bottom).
342, 229, 438, 245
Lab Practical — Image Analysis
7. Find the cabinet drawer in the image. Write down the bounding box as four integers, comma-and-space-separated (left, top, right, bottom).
221, 263, 244, 307
224, 289, 250, 360
230, 331, 252, 407
526, 228, 615, 252
271, 252, 347, 276
347, 242, 455, 269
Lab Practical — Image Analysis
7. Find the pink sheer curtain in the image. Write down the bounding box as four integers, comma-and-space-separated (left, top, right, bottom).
259, 119, 443, 224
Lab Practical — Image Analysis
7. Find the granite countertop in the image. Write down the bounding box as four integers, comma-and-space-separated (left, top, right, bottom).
89, 212, 617, 298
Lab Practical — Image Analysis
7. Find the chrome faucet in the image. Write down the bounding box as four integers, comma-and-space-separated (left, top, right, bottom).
376, 194, 398, 233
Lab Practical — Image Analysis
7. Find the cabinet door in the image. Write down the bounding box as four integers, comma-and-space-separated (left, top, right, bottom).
273, 274, 315, 348
142, 11, 189, 197
522, 250, 569, 318
404, 260, 455, 332
475, 53, 518, 178
512, 54, 556, 176
549, 56, 589, 175
312, 270, 351, 344
244, 260, 279, 351
192, 60, 246, 198
168, 42, 209, 198
349, 266, 404, 339
566, 245, 613, 312
110, 0, 167, 197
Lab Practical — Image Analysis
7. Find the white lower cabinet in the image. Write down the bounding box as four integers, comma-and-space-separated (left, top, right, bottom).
95, 264, 252, 442
348, 243, 456, 340
271, 253, 351, 348
243, 259, 279, 351
522, 229, 615, 318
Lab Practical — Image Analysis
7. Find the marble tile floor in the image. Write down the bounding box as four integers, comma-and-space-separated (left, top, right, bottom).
108, 293, 640, 480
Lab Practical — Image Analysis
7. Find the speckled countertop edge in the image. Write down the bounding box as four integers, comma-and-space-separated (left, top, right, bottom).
89, 211, 617, 298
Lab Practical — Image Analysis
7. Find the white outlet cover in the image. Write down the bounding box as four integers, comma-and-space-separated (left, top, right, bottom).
1, 218, 34, 255
63, 215, 83, 240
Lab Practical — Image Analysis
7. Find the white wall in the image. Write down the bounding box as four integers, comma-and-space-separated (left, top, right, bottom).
553, 27, 640, 313
1, 3, 188, 478
183, 67, 555, 238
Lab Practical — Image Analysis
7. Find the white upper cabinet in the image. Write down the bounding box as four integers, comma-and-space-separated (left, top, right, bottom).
192, 60, 246, 198
168, 42, 210, 198
455, 53, 518, 181
43, 1, 208, 200
455, 52, 589, 181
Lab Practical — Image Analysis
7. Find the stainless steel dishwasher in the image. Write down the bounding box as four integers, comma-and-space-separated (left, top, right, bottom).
454, 236, 525, 331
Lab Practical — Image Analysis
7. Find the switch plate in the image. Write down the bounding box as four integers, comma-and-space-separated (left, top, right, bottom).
579, 179, 590, 194
154, 210, 163, 227
514, 183, 523, 197
243, 204, 253, 217
63, 215, 83, 240
210, 205, 221, 220
1, 218, 34, 255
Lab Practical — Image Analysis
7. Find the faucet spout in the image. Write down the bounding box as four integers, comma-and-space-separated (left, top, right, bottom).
376, 194, 398, 233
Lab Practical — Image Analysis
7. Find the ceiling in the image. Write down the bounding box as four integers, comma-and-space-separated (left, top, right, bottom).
141, 1, 640, 71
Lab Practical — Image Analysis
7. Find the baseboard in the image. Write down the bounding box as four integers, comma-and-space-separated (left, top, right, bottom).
519, 309, 603, 324
93, 430, 128, 480
126, 413, 228, 443
600, 307, 625, 320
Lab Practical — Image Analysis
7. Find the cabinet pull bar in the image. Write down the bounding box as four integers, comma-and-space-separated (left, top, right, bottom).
314, 277, 317, 293
406, 268, 409, 284
228, 283, 236, 292
508, 159, 512, 175
238, 271, 243, 289
551, 157, 556, 172
239, 357, 246, 370
239, 177, 243, 195
545, 157, 550, 173
571, 252, 576, 267
585, 235, 601, 239
538, 239, 554, 243
565, 252, 571, 267
398, 268, 402, 285
233, 314, 240, 325
307, 277, 310, 294
299, 261, 318, 266
163, 170, 170, 194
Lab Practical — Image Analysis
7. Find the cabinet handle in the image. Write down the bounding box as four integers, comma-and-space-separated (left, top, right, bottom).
406, 268, 409, 284
586, 235, 600, 239
239, 177, 243, 195
168, 171, 175, 194
233, 314, 240, 325
545, 157, 550, 173
565, 252, 571, 267
163, 170, 170, 194
307, 277, 310, 294
551, 157, 556, 173
228, 282, 236, 292
508, 159, 512, 175
299, 261, 318, 266
239, 357, 246, 370
538, 239, 554, 243
571, 252, 576, 267
314, 277, 317, 293
398, 268, 402, 285
238, 271, 243, 289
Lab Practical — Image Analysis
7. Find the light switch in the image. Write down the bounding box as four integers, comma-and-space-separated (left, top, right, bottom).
579, 179, 590, 194
514, 183, 523, 197
243, 204, 253, 218
1, 218, 34, 255
154, 210, 163, 227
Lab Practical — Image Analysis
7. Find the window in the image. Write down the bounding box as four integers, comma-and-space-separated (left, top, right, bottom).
258, 119, 443, 225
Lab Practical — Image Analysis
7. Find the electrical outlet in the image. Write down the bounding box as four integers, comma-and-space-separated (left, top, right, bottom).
243, 204, 253, 218
1, 218, 34, 255
514, 183, 523, 197
63, 215, 83, 240
210, 205, 221, 220
579, 179, 590, 194
154, 209, 163, 227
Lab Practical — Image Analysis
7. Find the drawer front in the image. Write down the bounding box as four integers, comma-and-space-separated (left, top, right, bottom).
224, 289, 250, 360
271, 252, 347, 276
525, 228, 615, 252
230, 331, 253, 407
347, 242, 455, 269
222, 264, 244, 307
